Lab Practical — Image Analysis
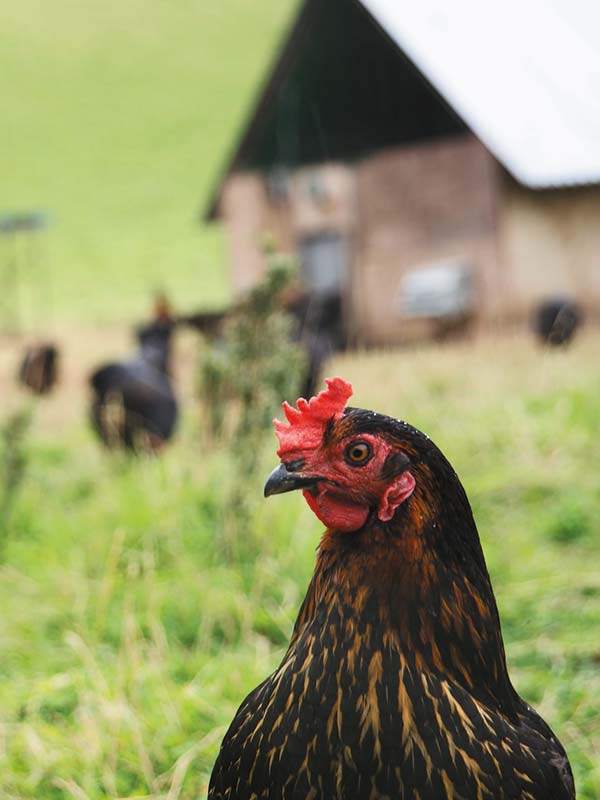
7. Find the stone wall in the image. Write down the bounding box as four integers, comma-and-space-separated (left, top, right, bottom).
497, 174, 600, 319
218, 136, 600, 343
353, 136, 499, 343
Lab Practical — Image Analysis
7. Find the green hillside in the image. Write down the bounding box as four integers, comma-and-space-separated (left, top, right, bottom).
0, 0, 297, 327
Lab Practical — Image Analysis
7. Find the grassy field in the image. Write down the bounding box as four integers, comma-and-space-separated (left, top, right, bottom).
1, 0, 296, 327
0, 332, 599, 798
2, 1, 600, 798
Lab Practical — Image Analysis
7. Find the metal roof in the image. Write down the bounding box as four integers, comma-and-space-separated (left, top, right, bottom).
360, 0, 600, 188
205, 0, 600, 219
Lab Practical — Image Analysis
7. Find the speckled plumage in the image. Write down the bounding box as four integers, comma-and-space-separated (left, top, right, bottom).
209, 407, 574, 800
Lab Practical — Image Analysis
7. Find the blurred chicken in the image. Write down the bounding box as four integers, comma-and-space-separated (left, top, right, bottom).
18, 343, 59, 395
89, 299, 177, 452
209, 378, 574, 799
534, 298, 582, 346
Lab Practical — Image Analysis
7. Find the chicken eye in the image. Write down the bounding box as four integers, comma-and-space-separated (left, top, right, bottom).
344, 441, 372, 466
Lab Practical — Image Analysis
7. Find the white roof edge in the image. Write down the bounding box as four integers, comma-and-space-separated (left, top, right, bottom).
359, 0, 600, 189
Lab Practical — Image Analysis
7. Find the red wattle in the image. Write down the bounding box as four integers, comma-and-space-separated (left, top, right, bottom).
303, 488, 369, 533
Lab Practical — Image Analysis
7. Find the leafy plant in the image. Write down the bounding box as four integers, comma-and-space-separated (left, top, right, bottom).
0, 406, 32, 552
197, 259, 307, 557
199, 262, 305, 441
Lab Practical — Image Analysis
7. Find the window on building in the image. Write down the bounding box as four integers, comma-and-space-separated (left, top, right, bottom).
298, 232, 348, 297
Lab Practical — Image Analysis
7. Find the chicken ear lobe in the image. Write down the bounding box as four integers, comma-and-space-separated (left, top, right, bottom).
378, 471, 415, 522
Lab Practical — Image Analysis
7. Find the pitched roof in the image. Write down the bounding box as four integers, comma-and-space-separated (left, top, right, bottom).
361, 0, 600, 189
206, 0, 600, 218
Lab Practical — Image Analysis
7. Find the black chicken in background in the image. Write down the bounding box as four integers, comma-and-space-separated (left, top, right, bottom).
18, 343, 59, 395
89, 298, 177, 452
533, 298, 582, 346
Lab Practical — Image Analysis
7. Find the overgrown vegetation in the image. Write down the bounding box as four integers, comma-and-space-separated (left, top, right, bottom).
1, 336, 599, 798
198, 263, 306, 558
198, 263, 306, 448
0, 406, 32, 553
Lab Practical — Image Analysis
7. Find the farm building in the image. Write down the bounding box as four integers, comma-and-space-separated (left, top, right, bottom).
205, 0, 600, 345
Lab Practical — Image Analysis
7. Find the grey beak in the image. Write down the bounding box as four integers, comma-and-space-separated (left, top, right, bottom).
263, 463, 320, 497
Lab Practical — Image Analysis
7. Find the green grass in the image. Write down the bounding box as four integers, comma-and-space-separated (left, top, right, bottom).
2, 3, 600, 796
1, 334, 599, 797
0, 0, 297, 327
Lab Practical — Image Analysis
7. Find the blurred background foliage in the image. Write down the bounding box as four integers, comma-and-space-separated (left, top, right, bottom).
198, 261, 306, 447
1, 1, 599, 798
198, 261, 307, 560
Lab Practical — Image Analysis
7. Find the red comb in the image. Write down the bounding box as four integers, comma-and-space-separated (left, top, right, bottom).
274, 377, 353, 457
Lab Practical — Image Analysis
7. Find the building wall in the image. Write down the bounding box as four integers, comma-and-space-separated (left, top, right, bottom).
288, 164, 357, 239
219, 136, 501, 343
219, 164, 357, 298
353, 136, 500, 344
219, 138, 600, 343
496, 174, 600, 318
219, 173, 293, 296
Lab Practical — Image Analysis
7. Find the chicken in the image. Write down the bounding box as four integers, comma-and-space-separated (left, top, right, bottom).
89, 315, 177, 452
208, 377, 574, 799
18, 343, 59, 395
533, 298, 582, 347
